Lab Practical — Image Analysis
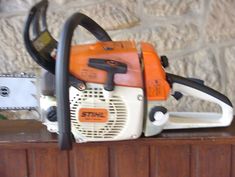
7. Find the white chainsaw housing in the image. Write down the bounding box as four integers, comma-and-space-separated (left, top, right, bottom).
143, 82, 234, 137
143, 101, 169, 136
165, 83, 234, 129
41, 83, 144, 143
40, 96, 57, 132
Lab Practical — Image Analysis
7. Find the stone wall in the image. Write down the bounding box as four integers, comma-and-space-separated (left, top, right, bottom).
0, 0, 235, 118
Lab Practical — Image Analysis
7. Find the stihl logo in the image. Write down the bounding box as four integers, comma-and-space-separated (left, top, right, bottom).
81, 112, 105, 118
79, 108, 108, 123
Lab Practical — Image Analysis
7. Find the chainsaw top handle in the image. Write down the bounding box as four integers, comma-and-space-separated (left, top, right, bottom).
24, 0, 112, 75
56, 12, 111, 150
31, 0, 48, 37
24, 0, 56, 74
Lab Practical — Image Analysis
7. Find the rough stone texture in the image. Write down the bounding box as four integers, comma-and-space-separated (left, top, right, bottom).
71, 2, 139, 31
113, 23, 199, 52
0, 0, 38, 12
44, 1, 139, 42
0, 0, 96, 12
0, 0, 139, 72
143, 0, 202, 17
0, 15, 39, 74
0, 0, 234, 119
206, 0, 235, 42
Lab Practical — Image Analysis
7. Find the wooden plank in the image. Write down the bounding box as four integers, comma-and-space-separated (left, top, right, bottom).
191, 144, 231, 177
70, 145, 109, 177
232, 145, 235, 177
1, 119, 235, 146
0, 149, 27, 177
28, 148, 69, 177
109, 144, 149, 177
0, 120, 58, 144
150, 145, 190, 177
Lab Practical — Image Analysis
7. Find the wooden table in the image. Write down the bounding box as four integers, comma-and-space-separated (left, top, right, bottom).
0, 119, 235, 177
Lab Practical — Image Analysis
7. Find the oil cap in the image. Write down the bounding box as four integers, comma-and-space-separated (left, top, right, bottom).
46, 106, 57, 122
149, 106, 169, 126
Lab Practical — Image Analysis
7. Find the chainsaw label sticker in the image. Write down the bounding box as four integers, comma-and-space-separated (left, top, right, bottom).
80, 69, 97, 80
79, 108, 108, 123
147, 80, 161, 97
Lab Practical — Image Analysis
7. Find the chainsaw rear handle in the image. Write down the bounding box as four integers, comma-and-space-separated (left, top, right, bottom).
56, 13, 112, 150
166, 73, 233, 128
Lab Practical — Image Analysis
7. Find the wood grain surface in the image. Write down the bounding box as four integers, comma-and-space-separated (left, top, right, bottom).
0, 119, 234, 177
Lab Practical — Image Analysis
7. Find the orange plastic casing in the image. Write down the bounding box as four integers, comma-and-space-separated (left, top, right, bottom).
69, 41, 143, 88
141, 42, 171, 101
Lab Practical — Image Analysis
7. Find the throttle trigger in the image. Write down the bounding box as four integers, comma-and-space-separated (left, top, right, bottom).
172, 91, 183, 100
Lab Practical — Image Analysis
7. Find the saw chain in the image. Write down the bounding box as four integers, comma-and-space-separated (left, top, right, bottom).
0, 73, 38, 110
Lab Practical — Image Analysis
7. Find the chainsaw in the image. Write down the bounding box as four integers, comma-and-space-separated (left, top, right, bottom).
3, 0, 233, 150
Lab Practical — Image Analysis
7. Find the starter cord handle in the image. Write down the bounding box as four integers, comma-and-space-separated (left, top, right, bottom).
56, 12, 112, 150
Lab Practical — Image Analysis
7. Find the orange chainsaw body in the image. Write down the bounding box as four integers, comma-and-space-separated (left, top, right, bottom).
141, 42, 171, 101
68, 41, 170, 100
69, 41, 143, 88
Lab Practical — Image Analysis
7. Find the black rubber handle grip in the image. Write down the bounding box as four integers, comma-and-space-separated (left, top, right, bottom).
32, 11, 40, 37
32, 1, 47, 37
23, 0, 56, 74
56, 12, 112, 150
